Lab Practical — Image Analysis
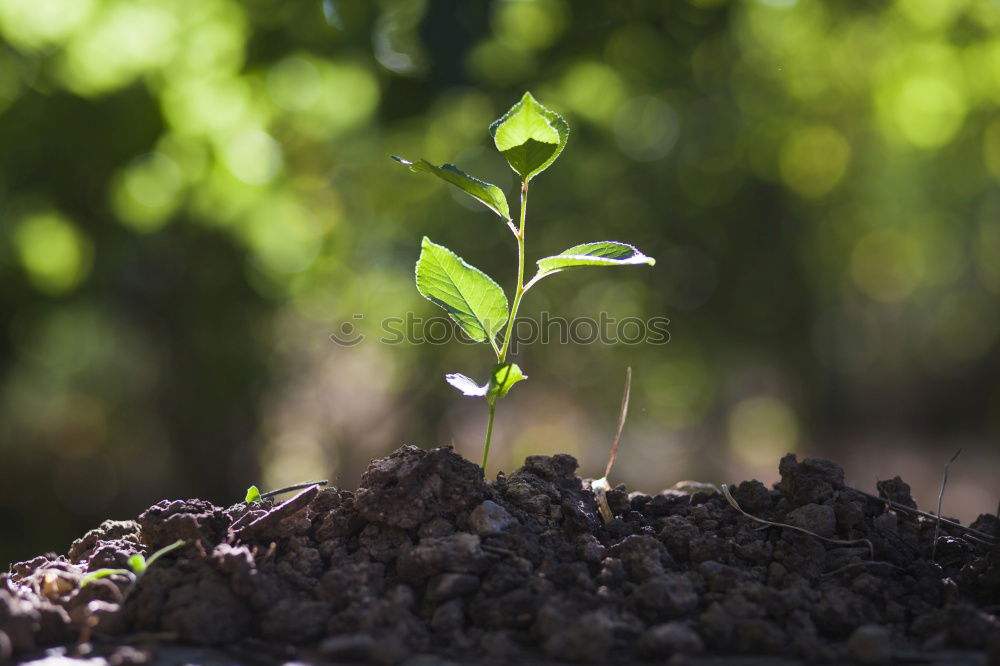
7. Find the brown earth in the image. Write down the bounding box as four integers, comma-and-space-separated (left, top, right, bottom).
2, 446, 999, 665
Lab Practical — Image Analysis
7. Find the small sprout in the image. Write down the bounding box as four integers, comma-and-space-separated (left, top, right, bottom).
245, 485, 261, 503
80, 540, 185, 588
79, 568, 134, 587
394, 93, 655, 469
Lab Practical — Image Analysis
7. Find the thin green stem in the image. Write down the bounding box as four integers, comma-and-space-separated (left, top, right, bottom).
482, 398, 497, 469
498, 180, 529, 363
483, 180, 528, 469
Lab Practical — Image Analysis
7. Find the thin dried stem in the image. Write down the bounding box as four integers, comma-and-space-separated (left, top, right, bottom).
593, 367, 634, 524
932, 449, 962, 562
845, 485, 996, 545
605, 367, 632, 480
260, 480, 328, 500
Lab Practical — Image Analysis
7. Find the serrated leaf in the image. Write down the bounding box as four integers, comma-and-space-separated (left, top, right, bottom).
487, 362, 526, 398
446, 372, 488, 397
535, 241, 656, 279
416, 237, 509, 343
128, 554, 147, 575
245, 485, 261, 503
489, 92, 569, 181
392, 156, 511, 220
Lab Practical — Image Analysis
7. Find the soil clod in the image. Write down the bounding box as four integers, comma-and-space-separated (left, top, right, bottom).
3, 446, 997, 664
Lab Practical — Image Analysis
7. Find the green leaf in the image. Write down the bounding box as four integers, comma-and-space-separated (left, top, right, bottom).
444, 363, 526, 399
489, 92, 569, 182
80, 568, 134, 587
535, 241, 656, 279
245, 485, 261, 503
392, 156, 511, 220
445, 372, 488, 397
487, 362, 526, 398
128, 554, 146, 575
416, 237, 509, 343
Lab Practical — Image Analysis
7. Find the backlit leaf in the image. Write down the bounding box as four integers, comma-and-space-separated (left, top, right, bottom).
416, 237, 509, 343
489, 92, 569, 182
535, 241, 655, 279
392, 156, 511, 220
487, 362, 526, 398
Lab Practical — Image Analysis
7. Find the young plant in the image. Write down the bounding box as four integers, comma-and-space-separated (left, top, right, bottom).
79, 539, 185, 587
394, 92, 655, 469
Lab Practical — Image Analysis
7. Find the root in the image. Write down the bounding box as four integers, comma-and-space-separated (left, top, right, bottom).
721, 484, 875, 560
932, 449, 961, 561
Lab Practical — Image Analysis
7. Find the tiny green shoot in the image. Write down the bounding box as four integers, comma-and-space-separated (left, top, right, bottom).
80, 539, 185, 587
243, 480, 328, 503
394, 92, 655, 469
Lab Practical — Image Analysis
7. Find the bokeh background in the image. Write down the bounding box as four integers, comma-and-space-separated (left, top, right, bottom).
2, 0, 999, 568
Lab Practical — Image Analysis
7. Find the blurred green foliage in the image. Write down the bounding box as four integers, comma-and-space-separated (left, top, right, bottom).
2, 0, 999, 568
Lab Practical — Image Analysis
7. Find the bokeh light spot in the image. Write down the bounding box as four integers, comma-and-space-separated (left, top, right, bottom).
494, 0, 566, 51
889, 76, 966, 149
0, 0, 95, 50
849, 229, 924, 302
267, 56, 322, 112
244, 197, 320, 276
466, 39, 536, 85
223, 130, 283, 185
895, 0, 966, 30
779, 125, 850, 198
613, 96, 680, 162
60, 2, 179, 95
728, 396, 799, 467
14, 211, 93, 295
113, 152, 185, 232
558, 62, 626, 125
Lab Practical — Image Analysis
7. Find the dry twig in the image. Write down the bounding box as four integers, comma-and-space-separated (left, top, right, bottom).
592, 367, 632, 523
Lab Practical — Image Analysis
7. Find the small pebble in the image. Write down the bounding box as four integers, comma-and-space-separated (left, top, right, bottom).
468, 500, 516, 534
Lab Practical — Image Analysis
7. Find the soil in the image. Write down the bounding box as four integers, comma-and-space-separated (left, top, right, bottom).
3, 446, 999, 665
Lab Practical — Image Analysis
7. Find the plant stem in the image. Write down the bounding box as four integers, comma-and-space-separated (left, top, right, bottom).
484, 180, 528, 469
482, 398, 497, 469
498, 180, 529, 363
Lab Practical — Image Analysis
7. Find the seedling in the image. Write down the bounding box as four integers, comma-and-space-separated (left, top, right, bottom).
243, 480, 328, 504
394, 92, 655, 469
79, 539, 185, 587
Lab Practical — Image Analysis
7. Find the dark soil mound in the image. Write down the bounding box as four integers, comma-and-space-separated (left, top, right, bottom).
3, 446, 999, 664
